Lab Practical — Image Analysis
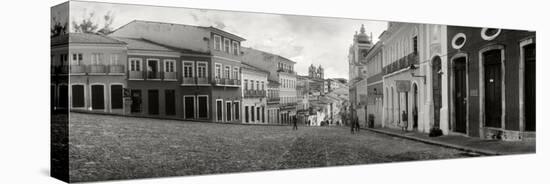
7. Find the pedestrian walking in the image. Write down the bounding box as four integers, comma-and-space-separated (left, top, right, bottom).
292, 116, 298, 130
401, 110, 408, 132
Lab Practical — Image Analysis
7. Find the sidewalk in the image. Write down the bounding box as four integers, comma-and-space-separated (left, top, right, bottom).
361, 127, 536, 156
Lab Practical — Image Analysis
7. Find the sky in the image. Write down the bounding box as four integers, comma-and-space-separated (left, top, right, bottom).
68, 1, 388, 79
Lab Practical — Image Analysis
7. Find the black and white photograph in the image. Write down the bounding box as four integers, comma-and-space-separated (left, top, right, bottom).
47, 0, 540, 183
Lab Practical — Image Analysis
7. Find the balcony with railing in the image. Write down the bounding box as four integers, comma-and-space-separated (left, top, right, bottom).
147, 71, 161, 80
108, 65, 125, 75
181, 77, 210, 86
129, 71, 143, 80
212, 78, 240, 87
164, 72, 177, 81
267, 97, 280, 104
244, 90, 266, 98
276, 68, 296, 75
383, 53, 419, 75
89, 65, 106, 74
70, 65, 86, 74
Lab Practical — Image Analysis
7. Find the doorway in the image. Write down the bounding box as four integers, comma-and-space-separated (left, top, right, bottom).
483, 50, 502, 128
165, 90, 175, 116
453, 57, 467, 133
148, 90, 159, 115
412, 83, 418, 130
91, 85, 105, 110
130, 90, 141, 113
184, 96, 195, 119
524, 43, 536, 131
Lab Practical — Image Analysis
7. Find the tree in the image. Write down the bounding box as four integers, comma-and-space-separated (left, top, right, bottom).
72, 11, 116, 34
51, 17, 68, 37
72, 12, 99, 33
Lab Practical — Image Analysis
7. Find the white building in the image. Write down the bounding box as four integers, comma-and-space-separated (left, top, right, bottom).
241, 63, 269, 124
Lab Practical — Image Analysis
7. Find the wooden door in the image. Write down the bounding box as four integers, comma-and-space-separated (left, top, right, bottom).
131, 90, 141, 113
454, 57, 467, 133
148, 90, 159, 115
165, 90, 175, 116
524, 44, 536, 131
184, 96, 195, 119
484, 50, 502, 128
91, 85, 104, 110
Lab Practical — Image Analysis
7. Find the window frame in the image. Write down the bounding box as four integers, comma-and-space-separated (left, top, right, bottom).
164, 59, 176, 73
196, 61, 208, 78
214, 35, 222, 51
182, 61, 195, 78
129, 58, 143, 72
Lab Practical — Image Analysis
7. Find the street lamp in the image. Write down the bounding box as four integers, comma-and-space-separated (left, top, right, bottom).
409, 64, 426, 84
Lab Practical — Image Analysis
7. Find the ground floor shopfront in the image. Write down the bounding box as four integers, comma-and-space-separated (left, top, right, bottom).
446, 27, 536, 140
69, 75, 127, 114
242, 98, 267, 124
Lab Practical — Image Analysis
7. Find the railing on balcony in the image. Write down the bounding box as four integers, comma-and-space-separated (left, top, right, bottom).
164, 72, 177, 80
147, 71, 161, 80
384, 53, 419, 75
89, 65, 106, 74
197, 77, 209, 85
70, 65, 86, 74
109, 65, 125, 75
267, 97, 280, 104
182, 77, 195, 85
212, 78, 241, 87
129, 71, 143, 80
244, 90, 266, 98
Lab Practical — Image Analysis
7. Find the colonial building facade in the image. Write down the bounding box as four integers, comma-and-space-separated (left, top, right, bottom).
446, 26, 535, 140
241, 63, 269, 124
64, 33, 128, 114
242, 47, 298, 124
110, 20, 245, 123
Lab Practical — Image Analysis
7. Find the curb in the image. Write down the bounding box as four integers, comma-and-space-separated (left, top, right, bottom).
70, 110, 289, 127
360, 127, 501, 156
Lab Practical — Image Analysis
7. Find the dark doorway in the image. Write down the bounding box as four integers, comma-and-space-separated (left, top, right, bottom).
71, 85, 85, 108
454, 57, 467, 133
165, 90, 175, 116
91, 85, 105, 110
148, 90, 159, 115
226, 102, 232, 121
131, 90, 142, 113
216, 100, 223, 122
184, 96, 195, 119
483, 50, 502, 128
111, 85, 123, 109
197, 96, 208, 119
524, 44, 536, 131
245, 106, 249, 123
432, 57, 442, 128
234, 102, 240, 121
412, 84, 418, 130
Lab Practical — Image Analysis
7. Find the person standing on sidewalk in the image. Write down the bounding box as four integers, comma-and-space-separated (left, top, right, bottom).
292, 116, 298, 130
401, 110, 408, 132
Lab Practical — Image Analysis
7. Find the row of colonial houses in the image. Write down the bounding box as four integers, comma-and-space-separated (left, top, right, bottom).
349, 23, 535, 140
50, 20, 298, 124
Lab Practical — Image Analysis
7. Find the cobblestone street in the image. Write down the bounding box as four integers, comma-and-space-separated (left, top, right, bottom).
68, 113, 476, 182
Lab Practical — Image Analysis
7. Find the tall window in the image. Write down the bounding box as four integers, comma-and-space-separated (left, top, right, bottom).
130, 58, 141, 71
224, 66, 231, 79
232, 41, 240, 55
110, 54, 119, 65
233, 67, 239, 80
234, 102, 240, 120
165, 60, 175, 73
256, 81, 260, 91
251, 80, 255, 90
244, 80, 248, 90
214, 35, 222, 51
72, 53, 83, 65
413, 36, 418, 54
183, 62, 194, 78
261, 81, 265, 91
224, 38, 231, 53
215, 63, 222, 78
91, 53, 104, 65
197, 62, 207, 78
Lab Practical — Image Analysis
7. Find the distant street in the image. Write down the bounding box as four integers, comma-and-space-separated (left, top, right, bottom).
69, 113, 473, 182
